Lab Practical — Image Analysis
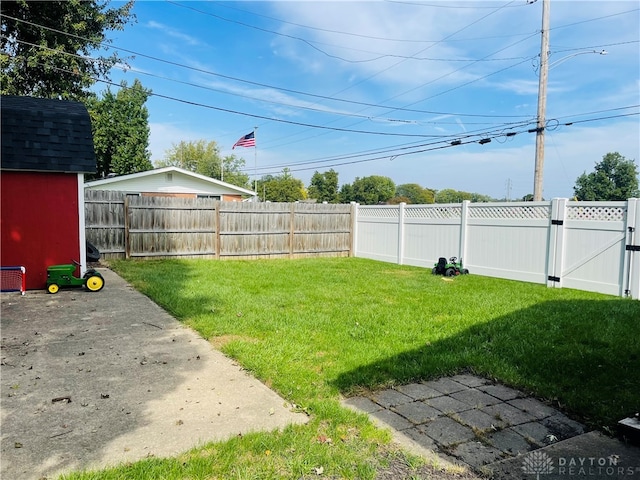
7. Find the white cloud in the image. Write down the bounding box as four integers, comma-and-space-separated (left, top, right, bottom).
146, 20, 205, 47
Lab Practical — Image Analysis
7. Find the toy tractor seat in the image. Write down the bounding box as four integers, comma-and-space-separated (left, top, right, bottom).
433, 257, 448, 275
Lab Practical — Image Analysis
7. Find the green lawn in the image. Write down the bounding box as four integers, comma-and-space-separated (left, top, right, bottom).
60, 257, 640, 479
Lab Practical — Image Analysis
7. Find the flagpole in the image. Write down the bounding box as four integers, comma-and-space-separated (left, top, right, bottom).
253, 126, 258, 199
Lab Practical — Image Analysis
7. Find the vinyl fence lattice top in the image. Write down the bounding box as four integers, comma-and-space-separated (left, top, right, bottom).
468, 204, 550, 220
566, 204, 627, 221
358, 207, 400, 218
404, 205, 461, 219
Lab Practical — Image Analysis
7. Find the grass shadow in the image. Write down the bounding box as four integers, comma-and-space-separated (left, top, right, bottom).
333, 298, 640, 429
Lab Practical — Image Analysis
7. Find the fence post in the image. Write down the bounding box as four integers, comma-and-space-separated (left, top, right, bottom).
623, 198, 640, 299
546, 198, 567, 288
214, 201, 221, 259
397, 203, 406, 265
289, 203, 296, 258
123, 194, 131, 259
459, 200, 469, 264
350, 202, 358, 257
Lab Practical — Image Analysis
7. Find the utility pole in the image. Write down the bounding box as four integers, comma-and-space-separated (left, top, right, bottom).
533, 0, 550, 201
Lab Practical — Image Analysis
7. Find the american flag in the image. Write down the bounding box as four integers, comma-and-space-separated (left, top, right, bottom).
232, 131, 256, 149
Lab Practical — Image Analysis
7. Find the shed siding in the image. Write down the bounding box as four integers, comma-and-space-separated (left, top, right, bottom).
1, 171, 81, 289
87, 171, 243, 195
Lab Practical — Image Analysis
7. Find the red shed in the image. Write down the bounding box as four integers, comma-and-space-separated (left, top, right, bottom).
1, 95, 97, 290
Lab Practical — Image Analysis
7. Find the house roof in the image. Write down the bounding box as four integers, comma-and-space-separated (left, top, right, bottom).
84, 166, 257, 197
1, 95, 96, 174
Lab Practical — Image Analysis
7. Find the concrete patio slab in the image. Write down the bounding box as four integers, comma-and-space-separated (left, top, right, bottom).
1, 268, 307, 480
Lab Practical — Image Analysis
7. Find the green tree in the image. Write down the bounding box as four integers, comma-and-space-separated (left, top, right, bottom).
257, 169, 307, 202
395, 184, 435, 204
435, 189, 473, 203
470, 193, 494, 203
87, 79, 152, 179
1, 0, 135, 100
574, 152, 640, 201
388, 196, 411, 205
435, 189, 495, 203
159, 140, 250, 189
308, 169, 339, 203
338, 183, 354, 204
341, 176, 396, 205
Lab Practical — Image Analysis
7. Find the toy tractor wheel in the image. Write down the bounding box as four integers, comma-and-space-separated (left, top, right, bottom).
462, 268, 470, 275
445, 268, 456, 277
47, 283, 60, 294
431, 267, 437, 274
85, 275, 105, 292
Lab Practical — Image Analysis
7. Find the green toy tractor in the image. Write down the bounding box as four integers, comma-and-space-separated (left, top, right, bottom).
46, 260, 105, 294
432, 256, 469, 277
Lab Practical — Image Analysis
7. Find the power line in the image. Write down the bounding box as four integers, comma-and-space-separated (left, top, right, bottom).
10, 56, 637, 178
4, 6, 636, 175
251, 124, 532, 173
550, 7, 640, 32
278, 2, 638, 151
552, 104, 640, 121
387, 34, 539, 110
385, 1, 532, 9
27, 58, 532, 138
253, 1, 535, 149
246, 127, 532, 176
284, 30, 540, 149
169, 0, 536, 64
551, 40, 640, 55
0, 14, 536, 120
189, 0, 534, 43
249, 111, 639, 177
254, 110, 640, 174
3, 11, 551, 156
557, 112, 639, 126
20, 54, 563, 175
7, 36, 540, 128
318, 0, 520, 98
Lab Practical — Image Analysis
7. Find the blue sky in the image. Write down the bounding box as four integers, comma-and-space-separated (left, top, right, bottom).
103, 1, 640, 200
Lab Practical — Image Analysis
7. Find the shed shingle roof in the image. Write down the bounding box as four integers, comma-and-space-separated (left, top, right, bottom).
1, 95, 96, 173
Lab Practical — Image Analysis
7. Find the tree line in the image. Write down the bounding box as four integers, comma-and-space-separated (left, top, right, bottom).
240, 152, 640, 205
2, 1, 638, 204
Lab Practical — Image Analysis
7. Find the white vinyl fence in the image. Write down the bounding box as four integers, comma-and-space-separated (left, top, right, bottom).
354, 198, 640, 299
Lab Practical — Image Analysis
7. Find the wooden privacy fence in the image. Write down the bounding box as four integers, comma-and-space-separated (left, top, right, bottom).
85, 190, 354, 260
